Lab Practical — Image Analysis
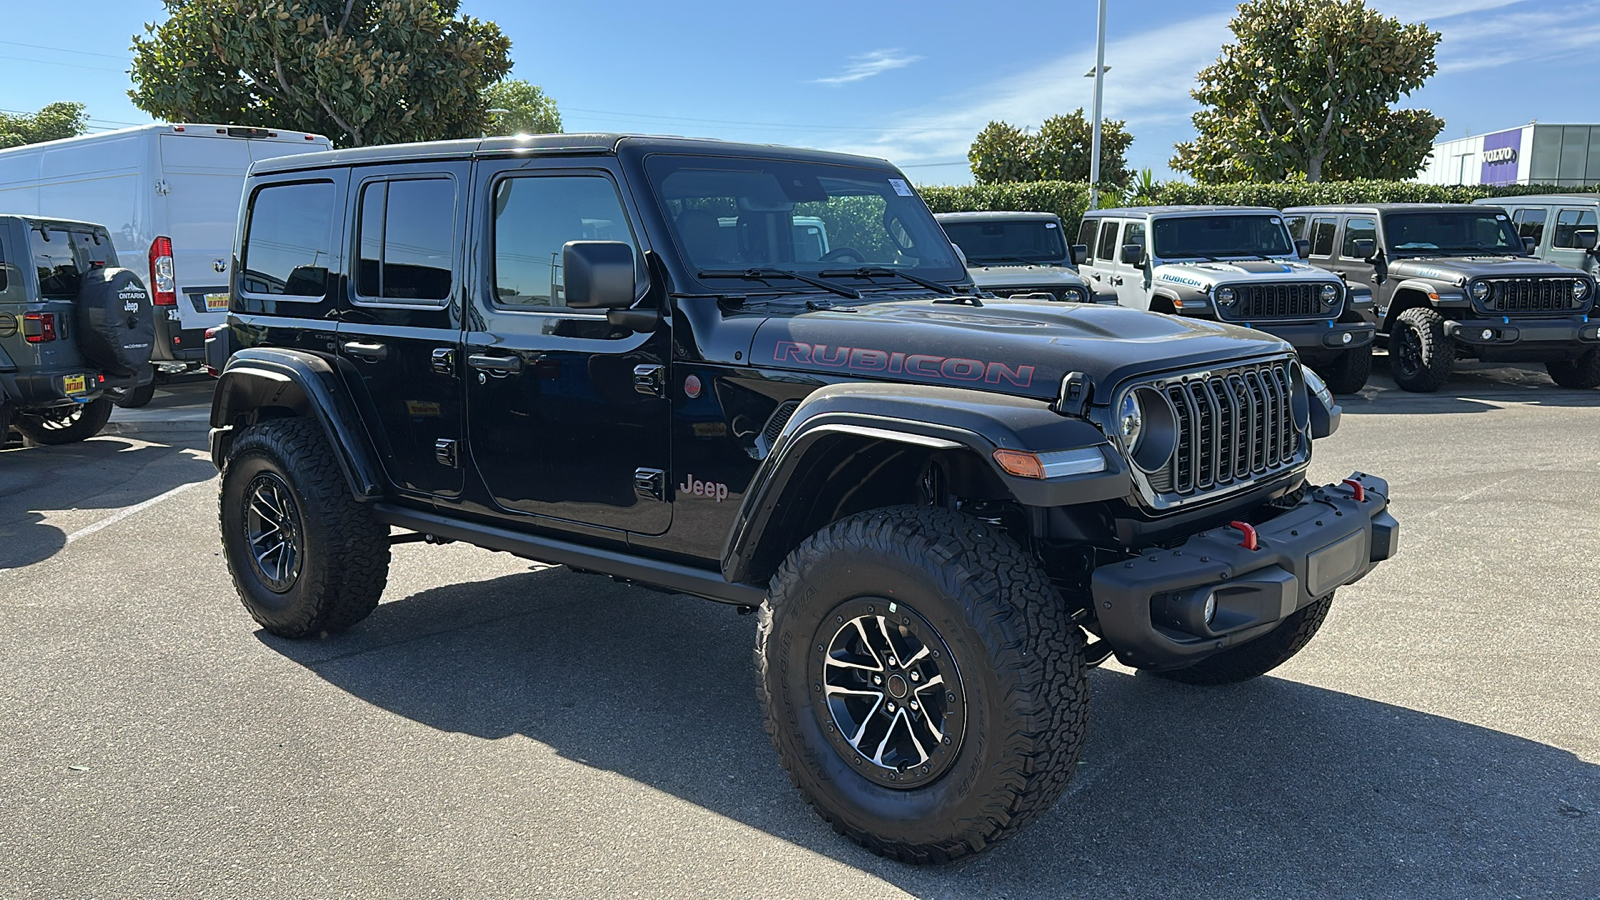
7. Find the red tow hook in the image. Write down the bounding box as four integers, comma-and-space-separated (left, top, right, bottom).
1228, 521, 1259, 551
1342, 479, 1366, 502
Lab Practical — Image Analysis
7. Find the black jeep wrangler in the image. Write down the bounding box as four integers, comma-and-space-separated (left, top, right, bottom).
1284, 204, 1600, 392
209, 135, 1399, 862
0, 215, 156, 444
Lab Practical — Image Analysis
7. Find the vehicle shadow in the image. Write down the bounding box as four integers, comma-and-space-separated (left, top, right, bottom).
0, 433, 214, 571
1335, 354, 1600, 415
264, 568, 1600, 899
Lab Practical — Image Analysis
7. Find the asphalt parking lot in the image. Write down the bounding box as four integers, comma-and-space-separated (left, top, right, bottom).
1, 360, 1597, 899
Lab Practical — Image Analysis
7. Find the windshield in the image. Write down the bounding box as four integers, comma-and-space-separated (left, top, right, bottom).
940, 219, 1066, 264
646, 154, 963, 290
1151, 215, 1294, 259
1382, 211, 1523, 256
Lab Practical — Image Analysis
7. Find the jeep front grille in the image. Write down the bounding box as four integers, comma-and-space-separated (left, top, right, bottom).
1480, 277, 1592, 314
1138, 360, 1306, 504
1221, 282, 1329, 319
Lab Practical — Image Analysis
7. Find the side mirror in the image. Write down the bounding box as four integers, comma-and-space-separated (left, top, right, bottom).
1070, 243, 1089, 266
951, 242, 969, 268
1572, 229, 1598, 254
1119, 243, 1144, 266
1523, 235, 1539, 254
563, 241, 636, 309
1295, 238, 1311, 259
1350, 239, 1376, 261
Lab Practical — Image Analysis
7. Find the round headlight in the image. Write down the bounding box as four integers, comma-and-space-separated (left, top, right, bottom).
1118, 393, 1143, 451
1575, 280, 1590, 301
1471, 281, 1490, 301
1320, 283, 1339, 306
1215, 287, 1237, 306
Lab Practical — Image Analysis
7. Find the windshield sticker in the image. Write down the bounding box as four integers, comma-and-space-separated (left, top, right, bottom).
888, 178, 913, 197
1045, 222, 1058, 229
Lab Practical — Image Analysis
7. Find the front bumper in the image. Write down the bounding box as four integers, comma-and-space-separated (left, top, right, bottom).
1446, 316, 1600, 358
1247, 319, 1376, 355
1091, 472, 1398, 670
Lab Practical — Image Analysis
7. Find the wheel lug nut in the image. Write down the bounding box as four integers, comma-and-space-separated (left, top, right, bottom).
910, 701, 918, 710
873, 675, 882, 685
910, 672, 920, 682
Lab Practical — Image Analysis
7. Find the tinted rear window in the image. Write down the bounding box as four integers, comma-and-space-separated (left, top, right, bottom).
30, 226, 112, 298
242, 181, 337, 297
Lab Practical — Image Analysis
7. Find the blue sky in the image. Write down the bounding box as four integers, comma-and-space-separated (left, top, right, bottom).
2, 0, 1596, 184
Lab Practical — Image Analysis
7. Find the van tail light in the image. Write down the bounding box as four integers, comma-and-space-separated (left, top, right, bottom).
149, 236, 177, 306
23, 312, 57, 342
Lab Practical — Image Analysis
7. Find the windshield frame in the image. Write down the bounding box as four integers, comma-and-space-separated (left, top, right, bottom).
1379, 210, 1526, 257
1150, 214, 1296, 260
641, 152, 967, 296
939, 218, 1068, 265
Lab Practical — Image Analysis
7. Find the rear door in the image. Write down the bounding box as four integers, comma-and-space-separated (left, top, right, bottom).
1550, 206, 1598, 274
335, 162, 468, 498
157, 135, 253, 335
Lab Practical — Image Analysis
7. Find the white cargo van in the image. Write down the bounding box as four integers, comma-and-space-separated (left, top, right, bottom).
0, 124, 332, 369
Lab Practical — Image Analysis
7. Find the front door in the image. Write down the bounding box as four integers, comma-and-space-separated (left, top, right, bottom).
335, 164, 469, 498
463, 161, 672, 535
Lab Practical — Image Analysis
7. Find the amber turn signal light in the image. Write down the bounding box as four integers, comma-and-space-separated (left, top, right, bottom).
992, 449, 1045, 479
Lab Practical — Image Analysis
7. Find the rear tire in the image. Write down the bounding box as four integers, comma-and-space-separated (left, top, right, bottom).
1152, 593, 1334, 685
13, 398, 114, 445
1315, 345, 1373, 394
1546, 348, 1600, 389
1389, 307, 1453, 393
756, 505, 1088, 863
220, 417, 389, 638
110, 378, 157, 409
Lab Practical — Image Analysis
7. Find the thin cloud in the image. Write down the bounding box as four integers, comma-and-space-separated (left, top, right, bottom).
813, 49, 921, 85
1432, 1, 1600, 72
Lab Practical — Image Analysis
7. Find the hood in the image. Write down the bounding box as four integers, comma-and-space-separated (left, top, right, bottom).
746, 295, 1291, 405
968, 264, 1088, 290
1154, 258, 1339, 292
1388, 256, 1591, 282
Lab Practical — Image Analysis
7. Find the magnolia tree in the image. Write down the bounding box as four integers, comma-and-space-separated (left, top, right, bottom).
968, 110, 1134, 186
1172, 0, 1444, 183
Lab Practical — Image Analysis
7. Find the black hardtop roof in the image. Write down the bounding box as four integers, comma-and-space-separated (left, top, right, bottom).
1086, 205, 1282, 216
248, 133, 898, 176
1282, 203, 1502, 214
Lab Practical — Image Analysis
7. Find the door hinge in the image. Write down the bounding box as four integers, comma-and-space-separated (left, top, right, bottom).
434, 438, 459, 468
633, 363, 665, 396
431, 347, 455, 375
634, 467, 666, 501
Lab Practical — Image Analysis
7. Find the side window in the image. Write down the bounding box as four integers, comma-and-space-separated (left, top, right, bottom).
1553, 208, 1598, 248
1076, 218, 1098, 251
1096, 220, 1121, 262
355, 178, 455, 303
1341, 217, 1377, 258
1512, 207, 1547, 243
1283, 215, 1307, 240
491, 173, 642, 308
242, 181, 337, 297
1124, 222, 1146, 252
1309, 218, 1337, 257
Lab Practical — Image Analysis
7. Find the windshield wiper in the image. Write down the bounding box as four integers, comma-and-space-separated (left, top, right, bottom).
698, 267, 860, 300
818, 265, 955, 295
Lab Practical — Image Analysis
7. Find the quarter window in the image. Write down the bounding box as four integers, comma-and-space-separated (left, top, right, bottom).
1511, 207, 1547, 243
242, 181, 337, 297
355, 178, 455, 302
1341, 217, 1377, 258
1096, 220, 1121, 262
1553, 208, 1598, 249
1309, 218, 1337, 256
492, 174, 642, 308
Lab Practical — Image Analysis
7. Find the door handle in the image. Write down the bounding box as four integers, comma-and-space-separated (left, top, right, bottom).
1111, 276, 1124, 286
342, 341, 388, 361
467, 353, 523, 375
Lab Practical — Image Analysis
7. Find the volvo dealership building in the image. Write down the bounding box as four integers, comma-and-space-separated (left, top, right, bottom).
1418, 123, 1600, 187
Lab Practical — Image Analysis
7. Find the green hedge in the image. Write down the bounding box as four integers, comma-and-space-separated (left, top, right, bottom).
918, 180, 1600, 240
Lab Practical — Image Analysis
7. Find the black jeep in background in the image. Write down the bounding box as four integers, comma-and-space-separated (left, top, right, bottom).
0, 215, 155, 444
208, 135, 1399, 862
1284, 204, 1600, 392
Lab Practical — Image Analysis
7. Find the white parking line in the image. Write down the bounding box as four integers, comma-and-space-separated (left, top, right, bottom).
65, 480, 210, 544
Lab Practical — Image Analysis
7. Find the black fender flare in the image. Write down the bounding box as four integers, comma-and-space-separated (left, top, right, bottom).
721, 382, 1131, 584
209, 348, 385, 501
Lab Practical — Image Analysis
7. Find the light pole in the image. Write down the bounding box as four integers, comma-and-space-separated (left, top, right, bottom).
1086, 0, 1108, 208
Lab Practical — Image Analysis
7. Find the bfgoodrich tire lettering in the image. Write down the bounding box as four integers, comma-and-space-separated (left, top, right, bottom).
756, 505, 1089, 863
220, 417, 389, 638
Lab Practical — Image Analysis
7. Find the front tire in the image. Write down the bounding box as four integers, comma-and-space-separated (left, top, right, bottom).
1389, 307, 1453, 392
1315, 345, 1373, 394
1546, 348, 1600, 389
13, 398, 114, 445
756, 505, 1089, 863
220, 417, 390, 638
1153, 593, 1334, 685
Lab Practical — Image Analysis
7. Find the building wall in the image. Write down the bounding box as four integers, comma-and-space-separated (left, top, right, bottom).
1419, 124, 1600, 186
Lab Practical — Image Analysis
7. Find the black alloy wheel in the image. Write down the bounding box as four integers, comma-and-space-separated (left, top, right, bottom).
812, 599, 966, 788
1393, 325, 1425, 380
243, 472, 304, 593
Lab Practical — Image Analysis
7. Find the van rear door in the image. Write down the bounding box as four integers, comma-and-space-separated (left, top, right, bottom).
156, 134, 253, 346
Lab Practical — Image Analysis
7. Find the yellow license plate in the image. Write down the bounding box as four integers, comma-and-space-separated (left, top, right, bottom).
63, 374, 87, 394
204, 292, 230, 311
